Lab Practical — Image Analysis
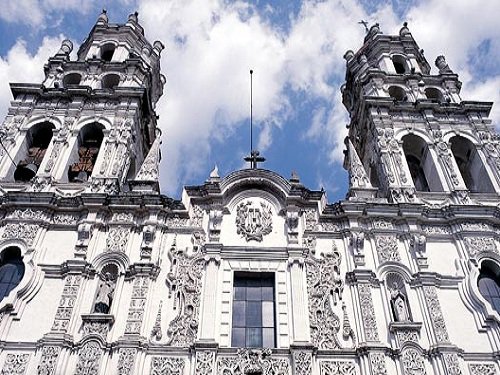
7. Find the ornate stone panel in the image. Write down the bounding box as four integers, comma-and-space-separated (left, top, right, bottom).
1, 223, 39, 246
304, 209, 318, 231
375, 235, 401, 263
464, 237, 498, 258
75, 342, 102, 375
369, 353, 387, 375
194, 351, 216, 375
217, 349, 290, 375
468, 364, 497, 375
320, 361, 356, 375
395, 330, 419, 345
125, 277, 149, 334
422, 286, 449, 343
292, 351, 312, 375
401, 348, 426, 375
52, 275, 81, 332
0, 353, 30, 375
106, 226, 129, 252
443, 353, 462, 375
305, 243, 345, 348
358, 284, 379, 341
235, 200, 273, 242
37, 346, 60, 375
190, 205, 204, 227
150, 357, 184, 375
165, 240, 205, 346
117, 348, 137, 375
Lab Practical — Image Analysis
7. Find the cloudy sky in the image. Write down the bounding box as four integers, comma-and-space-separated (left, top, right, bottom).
0, 0, 498, 202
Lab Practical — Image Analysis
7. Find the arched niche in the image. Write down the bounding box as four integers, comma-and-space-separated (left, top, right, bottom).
102, 74, 120, 90
14, 122, 55, 182
450, 136, 494, 193
392, 54, 409, 74
0, 247, 25, 303
63, 73, 82, 87
402, 134, 442, 192
424, 87, 444, 102
477, 260, 500, 315
68, 122, 105, 182
388, 86, 407, 101
100, 43, 116, 62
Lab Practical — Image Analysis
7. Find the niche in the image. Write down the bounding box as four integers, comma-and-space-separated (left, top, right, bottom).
68, 123, 104, 182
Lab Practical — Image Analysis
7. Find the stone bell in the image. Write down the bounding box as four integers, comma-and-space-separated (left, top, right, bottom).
14, 163, 38, 182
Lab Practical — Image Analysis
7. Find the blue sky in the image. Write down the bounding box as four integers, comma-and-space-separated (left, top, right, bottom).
0, 0, 498, 202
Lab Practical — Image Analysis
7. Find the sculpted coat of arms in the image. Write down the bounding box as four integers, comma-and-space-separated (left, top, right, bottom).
235, 200, 273, 241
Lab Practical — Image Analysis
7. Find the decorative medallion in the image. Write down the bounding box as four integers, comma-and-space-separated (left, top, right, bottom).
235, 200, 273, 242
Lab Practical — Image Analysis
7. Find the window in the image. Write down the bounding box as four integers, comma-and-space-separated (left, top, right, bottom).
63, 73, 82, 87
100, 43, 115, 62
0, 247, 25, 302
232, 272, 275, 348
388, 86, 406, 101
424, 87, 444, 102
478, 262, 500, 314
68, 123, 104, 182
102, 74, 120, 89
392, 55, 408, 74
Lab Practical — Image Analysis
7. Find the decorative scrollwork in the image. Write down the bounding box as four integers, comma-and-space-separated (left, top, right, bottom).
235, 200, 273, 242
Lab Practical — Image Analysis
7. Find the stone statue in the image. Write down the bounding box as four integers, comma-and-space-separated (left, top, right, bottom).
94, 272, 115, 314
390, 282, 410, 322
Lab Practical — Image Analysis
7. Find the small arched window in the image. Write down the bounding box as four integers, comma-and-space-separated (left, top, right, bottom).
478, 261, 500, 314
63, 73, 82, 87
388, 86, 407, 101
392, 55, 408, 74
100, 43, 116, 62
102, 74, 120, 90
450, 136, 494, 193
14, 122, 55, 182
425, 87, 444, 102
0, 247, 25, 302
68, 123, 104, 182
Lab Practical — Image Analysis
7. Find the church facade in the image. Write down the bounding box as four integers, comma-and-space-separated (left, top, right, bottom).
0, 12, 498, 375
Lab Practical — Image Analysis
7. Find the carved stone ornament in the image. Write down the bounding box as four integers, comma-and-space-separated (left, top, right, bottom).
305, 242, 346, 349
468, 364, 497, 375
150, 357, 185, 375
0, 353, 30, 375
52, 275, 81, 332
37, 346, 60, 375
150, 301, 163, 341
75, 342, 102, 375
217, 348, 290, 375
375, 235, 401, 263
106, 226, 129, 252
81, 314, 114, 337
190, 205, 204, 227
1, 223, 39, 246
369, 353, 387, 375
135, 135, 161, 182
401, 348, 426, 375
165, 239, 205, 346
195, 351, 216, 375
423, 286, 449, 343
292, 351, 312, 375
165, 215, 189, 228
235, 200, 273, 242
117, 348, 137, 375
443, 353, 462, 375
320, 361, 356, 375
358, 284, 379, 341
304, 209, 318, 231
464, 237, 498, 258
345, 137, 372, 189
8, 208, 47, 221
125, 277, 149, 334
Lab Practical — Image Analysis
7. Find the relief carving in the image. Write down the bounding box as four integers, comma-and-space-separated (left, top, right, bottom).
320, 361, 356, 375
125, 277, 149, 334
195, 351, 216, 375
401, 348, 426, 375
423, 286, 449, 343
375, 235, 401, 263
369, 353, 387, 375
358, 284, 379, 341
292, 351, 312, 375
217, 348, 290, 375
464, 237, 498, 258
468, 364, 497, 375
106, 226, 129, 253
117, 348, 137, 375
0, 353, 30, 375
236, 200, 273, 242
37, 346, 60, 375
150, 357, 184, 375
75, 342, 102, 375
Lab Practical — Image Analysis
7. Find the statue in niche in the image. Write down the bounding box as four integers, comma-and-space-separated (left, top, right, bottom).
94, 272, 116, 314
390, 282, 411, 322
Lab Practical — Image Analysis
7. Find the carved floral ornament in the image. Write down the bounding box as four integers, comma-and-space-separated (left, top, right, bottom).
235, 200, 273, 242
217, 348, 289, 375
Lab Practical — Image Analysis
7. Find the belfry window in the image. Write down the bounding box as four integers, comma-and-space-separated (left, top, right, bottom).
100, 43, 116, 62
0, 247, 25, 302
68, 123, 104, 182
450, 136, 494, 193
425, 87, 444, 102
102, 74, 120, 90
478, 261, 500, 314
232, 272, 275, 348
14, 122, 54, 182
388, 86, 407, 101
392, 55, 408, 74
63, 73, 82, 87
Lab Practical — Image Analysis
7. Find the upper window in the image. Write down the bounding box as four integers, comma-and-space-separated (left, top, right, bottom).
0, 247, 25, 302
392, 55, 408, 74
68, 123, 104, 182
100, 43, 116, 62
231, 272, 275, 348
63, 73, 82, 87
102, 74, 120, 90
478, 261, 500, 314
388, 86, 407, 101
425, 87, 444, 102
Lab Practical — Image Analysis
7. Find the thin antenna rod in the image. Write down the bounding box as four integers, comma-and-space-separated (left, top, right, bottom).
250, 69, 253, 155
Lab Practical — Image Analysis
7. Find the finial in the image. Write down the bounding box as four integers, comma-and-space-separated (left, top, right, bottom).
153, 40, 165, 56
343, 50, 355, 62
208, 164, 220, 183
435, 55, 453, 74
290, 171, 300, 184
399, 21, 410, 36
97, 9, 108, 25
56, 39, 73, 56
358, 20, 369, 33
128, 11, 139, 23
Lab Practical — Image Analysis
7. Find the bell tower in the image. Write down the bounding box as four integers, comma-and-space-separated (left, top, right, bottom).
341, 23, 499, 204
0, 10, 165, 193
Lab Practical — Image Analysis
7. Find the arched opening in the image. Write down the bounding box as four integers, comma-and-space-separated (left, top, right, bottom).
450, 136, 494, 193
68, 123, 104, 183
93, 263, 118, 314
14, 122, 55, 182
386, 272, 412, 322
403, 134, 442, 192
388, 86, 407, 101
102, 74, 120, 90
425, 87, 444, 102
392, 55, 408, 74
0, 247, 25, 302
100, 43, 116, 62
63, 73, 82, 87
478, 260, 500, 314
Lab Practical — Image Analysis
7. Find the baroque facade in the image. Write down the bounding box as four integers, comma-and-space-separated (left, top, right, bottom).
0, 12, 498, 375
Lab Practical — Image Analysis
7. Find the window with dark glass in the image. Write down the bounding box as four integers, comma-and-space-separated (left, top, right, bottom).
0, 247, 25, 302
478, 263, 500, 314
231, 272, 275, 348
